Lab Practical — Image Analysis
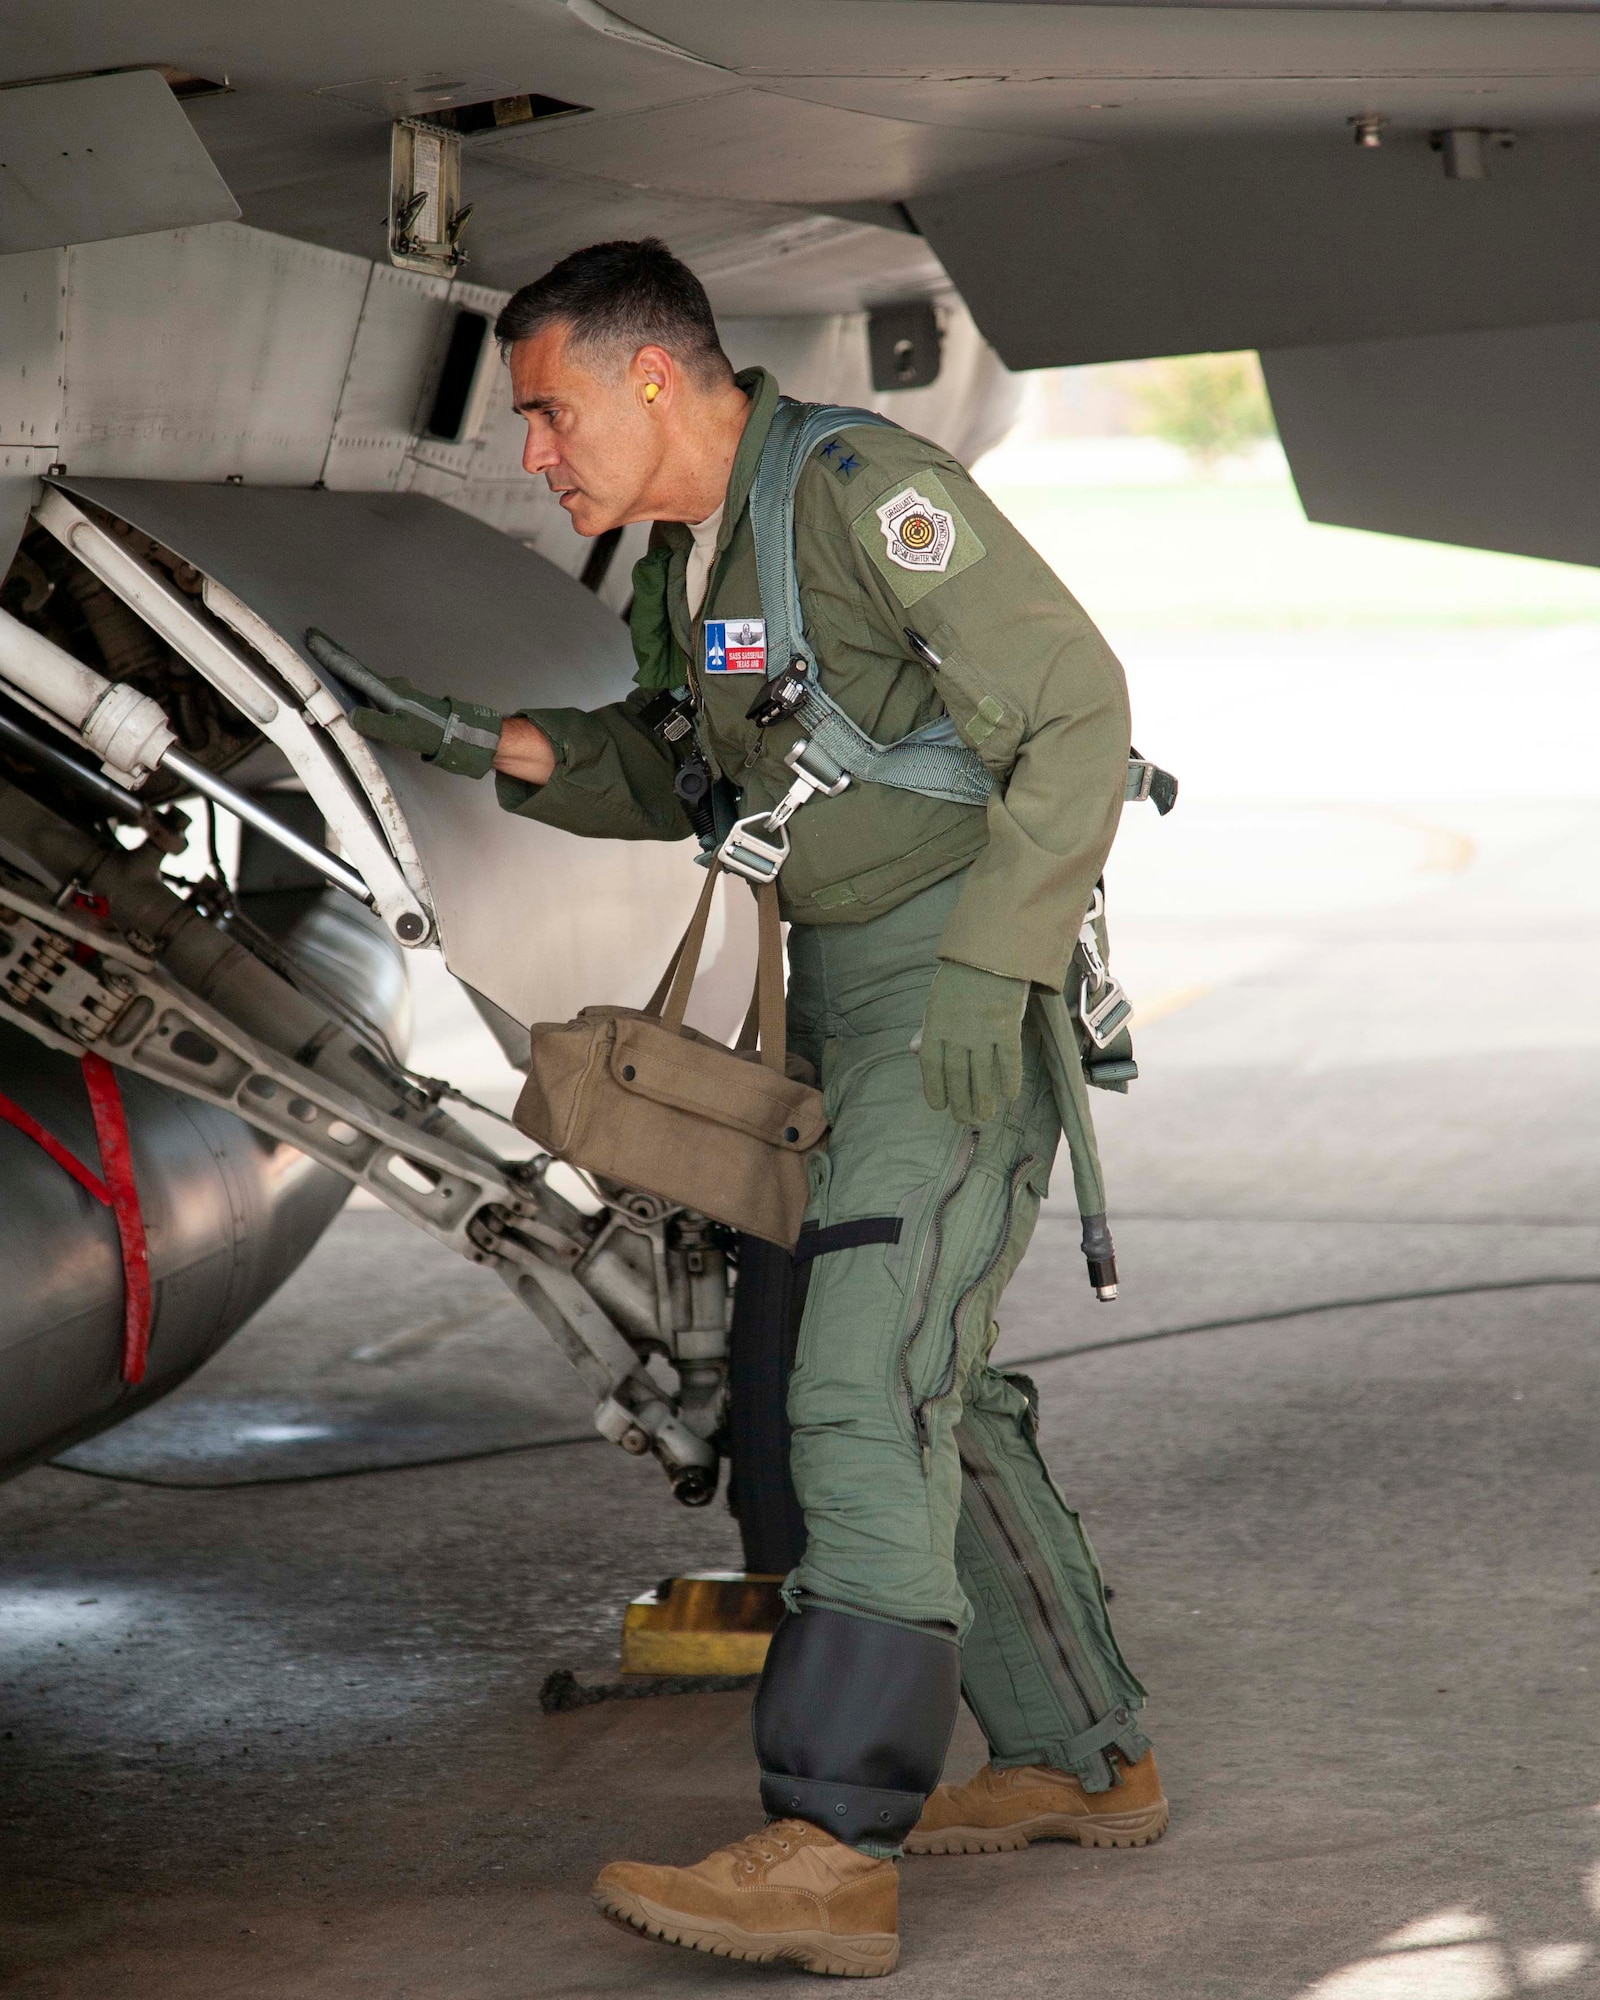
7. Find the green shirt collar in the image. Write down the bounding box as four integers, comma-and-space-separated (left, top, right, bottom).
654, 366, 781, 554
719, 366, 781, 547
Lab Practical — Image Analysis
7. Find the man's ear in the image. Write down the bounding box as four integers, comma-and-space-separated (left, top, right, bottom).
634, 343, 675, 409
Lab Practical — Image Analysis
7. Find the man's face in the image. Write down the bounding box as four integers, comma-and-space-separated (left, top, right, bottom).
508, 325, 660, 536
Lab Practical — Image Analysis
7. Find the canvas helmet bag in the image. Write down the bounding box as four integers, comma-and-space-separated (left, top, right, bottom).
512, 863, 828, 1247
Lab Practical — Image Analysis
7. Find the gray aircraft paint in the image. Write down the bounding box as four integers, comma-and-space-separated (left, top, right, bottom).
0, 71, 237, 255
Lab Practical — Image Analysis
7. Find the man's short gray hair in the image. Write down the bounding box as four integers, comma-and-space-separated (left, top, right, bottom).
494, 237, 733, 385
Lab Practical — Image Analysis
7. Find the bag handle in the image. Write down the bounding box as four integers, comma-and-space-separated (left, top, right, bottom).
736, 888, 784, 1080
649, 864, 721, 1024
649, 865, 787, 1077
750, 879, 786, 1076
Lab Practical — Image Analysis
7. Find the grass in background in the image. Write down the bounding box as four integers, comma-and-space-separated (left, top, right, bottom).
980, 354, 1600, 633
1128, 351, 1276, 467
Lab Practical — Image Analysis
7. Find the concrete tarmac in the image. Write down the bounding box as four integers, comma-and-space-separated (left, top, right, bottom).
3, 796, 1598, 1998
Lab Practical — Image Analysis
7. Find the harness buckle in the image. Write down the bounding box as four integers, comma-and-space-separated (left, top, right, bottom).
780, 735, 850, 799
717, 814, 791, 884
715, 739, 851, 883
1079, 974, 1133, 1051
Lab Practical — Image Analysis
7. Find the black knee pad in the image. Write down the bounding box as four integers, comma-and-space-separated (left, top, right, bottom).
752, 1606, 961, 1845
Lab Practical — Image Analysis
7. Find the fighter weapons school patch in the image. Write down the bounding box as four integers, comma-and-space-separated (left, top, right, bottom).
877, 488, 954, 571
852, 467, 986, 607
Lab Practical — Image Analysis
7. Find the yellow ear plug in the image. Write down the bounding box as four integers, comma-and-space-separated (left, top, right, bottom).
644, 382, 660, 402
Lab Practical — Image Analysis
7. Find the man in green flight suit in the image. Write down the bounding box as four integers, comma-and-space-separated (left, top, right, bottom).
334, 239, 1165, 1979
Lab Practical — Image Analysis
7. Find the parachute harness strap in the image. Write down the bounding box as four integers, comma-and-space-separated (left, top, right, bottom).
716, 399, 1177, 884
717, 401, 995, 883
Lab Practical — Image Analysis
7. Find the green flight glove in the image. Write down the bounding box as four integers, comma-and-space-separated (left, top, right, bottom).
918, 960, 1030, 1127
305, 628, 503, 780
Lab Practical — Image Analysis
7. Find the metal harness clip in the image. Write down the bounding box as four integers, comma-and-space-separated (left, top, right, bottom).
1076, 886, 1134, 1050
1079, 975, 1134, 1051
716, 737, 851, 884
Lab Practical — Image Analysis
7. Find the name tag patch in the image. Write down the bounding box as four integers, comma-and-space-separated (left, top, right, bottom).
705, 618, 767, 674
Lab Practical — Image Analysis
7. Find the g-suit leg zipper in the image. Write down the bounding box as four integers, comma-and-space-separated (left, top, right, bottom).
960, 1451, 1102, 1739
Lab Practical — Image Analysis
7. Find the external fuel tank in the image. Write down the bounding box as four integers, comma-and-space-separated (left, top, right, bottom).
0, 889, 408, 1475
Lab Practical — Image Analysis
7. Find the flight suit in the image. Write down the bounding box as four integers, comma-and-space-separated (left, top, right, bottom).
497, 368, 1152, 1848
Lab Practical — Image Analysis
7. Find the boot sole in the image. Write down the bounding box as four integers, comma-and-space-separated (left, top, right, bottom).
904, 1796, 1169, 1856
593, 1885, 900, 1978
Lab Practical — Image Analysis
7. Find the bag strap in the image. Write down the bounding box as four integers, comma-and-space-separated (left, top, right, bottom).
645, 931, 690, 1019
752, 879, 785, 1076
652, 865, 721, 1027
650, 866, 787, 1077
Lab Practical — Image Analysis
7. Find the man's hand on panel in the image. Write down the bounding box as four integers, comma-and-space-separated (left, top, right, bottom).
305, 628, 506, 780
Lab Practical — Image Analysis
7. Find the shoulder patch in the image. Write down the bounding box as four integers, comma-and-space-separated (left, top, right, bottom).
877, 487, 955, 571
851, 467, 986, 606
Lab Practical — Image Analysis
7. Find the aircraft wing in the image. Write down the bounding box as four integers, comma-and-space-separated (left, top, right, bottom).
3, 3, 1595, 557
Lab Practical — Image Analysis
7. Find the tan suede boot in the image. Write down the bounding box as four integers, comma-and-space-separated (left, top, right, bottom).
905, 1750, 1169, 1856
593, 1817, 900, 1977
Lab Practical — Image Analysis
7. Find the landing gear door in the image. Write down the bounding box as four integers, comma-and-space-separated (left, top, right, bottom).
36, 479, 705, 1029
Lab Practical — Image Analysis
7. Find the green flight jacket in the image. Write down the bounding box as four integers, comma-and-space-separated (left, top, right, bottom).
496, 368, 1131, 991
